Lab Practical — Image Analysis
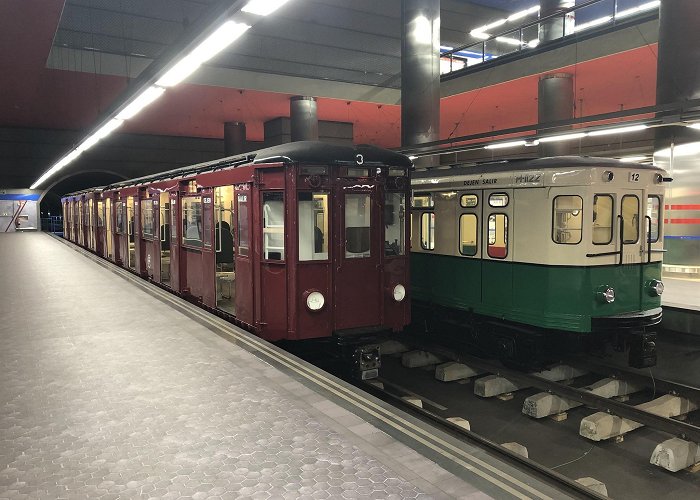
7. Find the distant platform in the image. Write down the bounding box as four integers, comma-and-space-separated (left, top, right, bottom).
663, 277, 700, 312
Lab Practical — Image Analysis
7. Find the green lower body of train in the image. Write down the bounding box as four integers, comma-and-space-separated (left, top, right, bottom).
410, 253, 662, 368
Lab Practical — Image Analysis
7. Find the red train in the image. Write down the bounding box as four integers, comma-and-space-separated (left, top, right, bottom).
61, 142, 411, 376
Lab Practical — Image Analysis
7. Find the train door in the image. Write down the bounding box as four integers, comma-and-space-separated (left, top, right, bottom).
457, 192, 482, 305
105, 198, 114, 260
96, 199, 105, 256
201, 189, 216, 306
126, 196, 136, 271
168, 193, 181, 291
482, 189, 513, 311
618, 188, 645, 309
214, 185, 236, 314
88, 199, 95, 250
159, 192, 171, 286
334, 187, 382, 330
142, 192, 158, 280
115, 199, 126, 265
259, 185, 288, 338
234, 185, 253, 324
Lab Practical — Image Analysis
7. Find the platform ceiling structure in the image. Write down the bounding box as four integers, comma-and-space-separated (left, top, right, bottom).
0, 0, 659, 196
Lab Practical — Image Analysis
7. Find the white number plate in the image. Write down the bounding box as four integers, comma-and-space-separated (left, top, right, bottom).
629, 172, 640, 182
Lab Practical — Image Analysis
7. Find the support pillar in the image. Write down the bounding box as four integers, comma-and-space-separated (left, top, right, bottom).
538, 73, 574, 156
401, 0, 440, 152
224, 121, 246, 156
290, 96, 318, 142
653, 0, 700, 273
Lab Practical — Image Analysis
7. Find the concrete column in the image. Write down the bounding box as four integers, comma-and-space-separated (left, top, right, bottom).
224, 121, 246, 156
401, 0, 440, 149
538, 73, 574, 156
539, 0, 574, 42
290, 96, 318, 142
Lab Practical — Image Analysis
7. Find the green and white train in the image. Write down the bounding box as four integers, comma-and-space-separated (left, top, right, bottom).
410, 156, 669, 368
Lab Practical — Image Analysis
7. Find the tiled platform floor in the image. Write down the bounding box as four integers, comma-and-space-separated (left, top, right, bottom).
663, 277, 700, 311
0, 233, 572, 499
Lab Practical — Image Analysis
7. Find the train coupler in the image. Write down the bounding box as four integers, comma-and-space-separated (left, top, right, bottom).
350, 344, 381, 380
628, 331, 657, 368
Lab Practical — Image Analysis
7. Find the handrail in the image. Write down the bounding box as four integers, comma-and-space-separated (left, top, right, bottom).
617, 214, 624, 265
645, 214, 652, 263
441, 0, 659, 73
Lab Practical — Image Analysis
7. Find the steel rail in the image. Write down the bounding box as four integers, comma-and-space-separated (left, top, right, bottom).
402, 334, 700, 443
362, 380, 604, 500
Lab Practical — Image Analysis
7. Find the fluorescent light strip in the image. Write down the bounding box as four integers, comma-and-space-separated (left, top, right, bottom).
470, 5, 538, 38
538, 132, 587, 143
688, 123, 700, 130
116, 86, 166, 120
157, 21, 250, 87
495, 36, 521, 46
587, 124, 648, 137
616, 1, 660, 19
484, 140, 527, 150
573, 16, 612, 33
619, 156, 648, 163
242, 0, 291, 16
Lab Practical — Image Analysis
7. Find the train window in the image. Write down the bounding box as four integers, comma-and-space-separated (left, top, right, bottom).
182, 196, 202, 247
298, 192, 328, 261
460, 194, 478, 208
171, 200, 178, 243
487, 214, 508, 258
262, 192, 285, 261
488, 193, 509, 207
647, 196, 661, 243
97, 201, 104, 227
141, 199, 154, 239
552, 196, 583, 245
385, 192, 405, 256
347, 167, 368, 177
621, 195, 640, 244
237, 193, 249, 257
115, 202, 124, 234
388, 168, 406, 176
420, 212, 435, 250
300, 166, 327, 176
412, 192, 434, 208
345, 193, 371, 258
459, 214, 478, 256
593, 194, 614, 245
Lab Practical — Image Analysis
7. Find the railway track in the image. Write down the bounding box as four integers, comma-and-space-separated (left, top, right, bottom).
358, 334, 700, 498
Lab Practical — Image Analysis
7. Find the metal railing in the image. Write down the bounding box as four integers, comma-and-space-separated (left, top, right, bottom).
441, 0, 659, 75
41, 216, 64, 234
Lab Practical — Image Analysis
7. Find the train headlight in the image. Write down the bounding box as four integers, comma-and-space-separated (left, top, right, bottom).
392, 284, 406, 302
596, 285, 615, 304
305, 291, 325, 311
647, 279, 664, 296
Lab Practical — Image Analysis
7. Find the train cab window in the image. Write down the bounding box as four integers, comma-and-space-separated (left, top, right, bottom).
298, 192, 328, 261
347, 167, 368, 177
488, 193, 509, 207
412, 192, 434, 208
262, 192, 285, 261
552, 195, 583, 245
182, 196, 203, 247
621, 195, 640, 243
647, 195, 661, 243
420, 212, 435, 250
141, 199, 154, 239
592, 194, 614, 245
460, 194, 478, 208
115, 202, 125, 234
97, 201, 104, 227
385, 192, 405, 256
487, 214, 508, 258
459, 214, 478, 256
345, 193, 371, 258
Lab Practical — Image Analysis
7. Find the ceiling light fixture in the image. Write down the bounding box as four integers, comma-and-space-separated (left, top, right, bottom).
242, 0, 292, 16
538, 132, 588, 143
470, 5, 539, 39
116, 86, 166, 120
484, 140, 527, 149
587, 124, 648, 136
573, 16, 612, 33
616, 1, 660, 20
156, 21, 250, 87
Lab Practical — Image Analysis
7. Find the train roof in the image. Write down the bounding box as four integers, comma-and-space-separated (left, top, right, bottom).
63, 141, 412, 197
413, 156, 664, 180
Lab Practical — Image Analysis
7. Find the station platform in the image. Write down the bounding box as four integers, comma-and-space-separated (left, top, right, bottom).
0, 233, 577, 500
662, 277, 700, 312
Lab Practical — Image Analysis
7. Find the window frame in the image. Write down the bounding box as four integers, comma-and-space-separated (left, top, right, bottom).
412, 192, 434, 208
592, 194, 615, 246
621, 194, 640, 244
262, 191, 285, 262
420, 211, 435, 251
460, 194, 479, 208
141, 199, 155, 240
487, 213, 508, 259
384, 191, 406, 258
181, 195, 203, 249
551, 195, 583, 245
488, 192, 509, 208
458, 213, 478, 256
298, 191, 330, 262
647, 195, 661, 243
